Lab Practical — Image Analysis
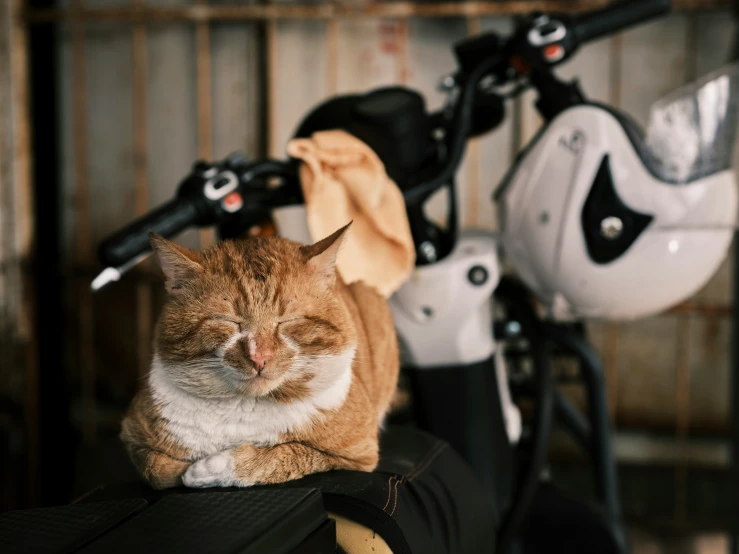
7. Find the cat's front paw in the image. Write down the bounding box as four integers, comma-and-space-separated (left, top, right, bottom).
182, 451, 248, 488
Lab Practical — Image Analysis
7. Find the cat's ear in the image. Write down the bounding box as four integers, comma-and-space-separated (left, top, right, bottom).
300, 222, 352, 286
149, 232, 203, 294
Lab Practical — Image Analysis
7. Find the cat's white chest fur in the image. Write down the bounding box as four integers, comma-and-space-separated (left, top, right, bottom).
149, 352, 354, 459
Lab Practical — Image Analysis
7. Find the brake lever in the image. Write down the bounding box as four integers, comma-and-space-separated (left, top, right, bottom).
91, 152, 247, 292
91, 155, 301, 292
91, 251, 152, 292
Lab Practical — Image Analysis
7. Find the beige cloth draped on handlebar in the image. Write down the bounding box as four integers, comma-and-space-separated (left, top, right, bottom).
286, 130, 415, 298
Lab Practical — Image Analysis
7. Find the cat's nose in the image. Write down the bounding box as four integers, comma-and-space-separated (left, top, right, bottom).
250, 353, 273, 372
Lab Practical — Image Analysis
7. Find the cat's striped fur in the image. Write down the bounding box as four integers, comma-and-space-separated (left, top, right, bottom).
120, 224, 399, 489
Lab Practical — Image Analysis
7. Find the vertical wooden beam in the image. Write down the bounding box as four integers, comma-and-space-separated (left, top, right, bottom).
132, 2, 151, 378
9, 0, 32, 262
271, 17, 327, 160
71, 0, 96, 443
609, 34, 622, 108
13, 0, 36, 505
674, 315, 692, 525
674, 16, 699, 528
196, 0, 214, 249
1, 0, 37, 506
395, 18, 409, 85
71, 0, 89, 284
16, 13, 34, 509
132, 9, 148, 217
603, 324, 621, 423
325, 19, 338, 95
266, 15, 279, 158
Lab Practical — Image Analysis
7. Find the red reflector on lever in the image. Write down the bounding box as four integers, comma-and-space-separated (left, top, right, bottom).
543, 44, 565, 62
222, 192, 244, 213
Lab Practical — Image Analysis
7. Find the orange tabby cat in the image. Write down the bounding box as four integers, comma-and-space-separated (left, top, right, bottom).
120, 224, 399, 489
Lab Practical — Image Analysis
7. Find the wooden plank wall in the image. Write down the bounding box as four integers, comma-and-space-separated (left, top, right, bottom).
57, 0, 265, 436
52, 2, 737, 451
0, 0, 35, 509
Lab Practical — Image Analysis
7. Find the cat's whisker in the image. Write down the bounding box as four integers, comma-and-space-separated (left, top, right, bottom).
137, 370, 154, 382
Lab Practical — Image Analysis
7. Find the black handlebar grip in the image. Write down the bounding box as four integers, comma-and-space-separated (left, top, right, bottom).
97, 196, 202, 268
572, 0, 671, 44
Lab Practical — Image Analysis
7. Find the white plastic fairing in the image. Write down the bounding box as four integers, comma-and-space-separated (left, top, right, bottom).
389, 231, 500, 367
499, 105, 737, 321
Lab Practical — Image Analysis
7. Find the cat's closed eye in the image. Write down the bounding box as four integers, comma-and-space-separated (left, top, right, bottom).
208, 315, 243, 327
278, 316, 306, 325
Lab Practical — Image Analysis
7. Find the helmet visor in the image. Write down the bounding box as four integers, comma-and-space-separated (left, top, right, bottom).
645, 62, 739, 184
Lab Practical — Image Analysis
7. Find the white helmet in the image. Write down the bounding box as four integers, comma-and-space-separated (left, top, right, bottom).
498, 64, 739, 321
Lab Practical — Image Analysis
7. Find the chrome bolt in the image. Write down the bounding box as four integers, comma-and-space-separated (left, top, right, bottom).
437, 74, 456, 92
600, 216, 624, 240
419, 241, 437, 263
505, 320, 522, 337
